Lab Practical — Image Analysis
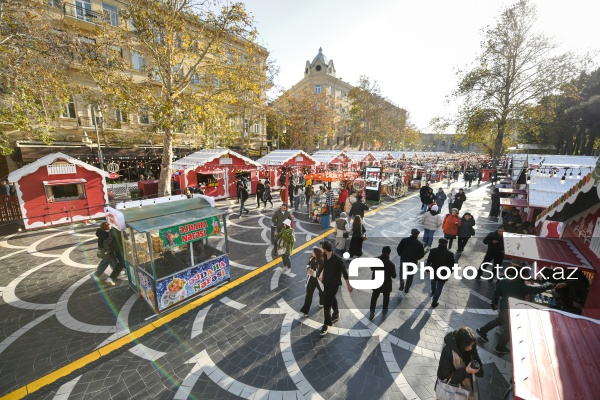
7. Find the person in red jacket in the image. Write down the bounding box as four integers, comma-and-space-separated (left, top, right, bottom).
442, 208, 462, 249
337, 187, 348, 208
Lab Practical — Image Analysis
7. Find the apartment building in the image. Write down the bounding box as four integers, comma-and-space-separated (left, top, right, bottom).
1, 0, 268, 175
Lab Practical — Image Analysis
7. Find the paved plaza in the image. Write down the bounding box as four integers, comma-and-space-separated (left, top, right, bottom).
0, 183, 512, 399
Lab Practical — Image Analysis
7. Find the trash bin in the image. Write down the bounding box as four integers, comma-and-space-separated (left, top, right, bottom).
321, 214, 330, 228
130, 189, 143, 200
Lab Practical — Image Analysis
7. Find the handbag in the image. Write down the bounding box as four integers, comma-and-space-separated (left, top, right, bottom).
97, 249, 111, 260
435, 376, 470, 400
276, 239, 287, 255
343, 232, 349, 238
361, 225, 368, 241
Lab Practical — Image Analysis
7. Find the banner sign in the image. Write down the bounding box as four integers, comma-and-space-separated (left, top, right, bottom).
155, 254, 230, 310
159, 216, 222, 248
106, 206, 126, 231
137, 269, 157, 312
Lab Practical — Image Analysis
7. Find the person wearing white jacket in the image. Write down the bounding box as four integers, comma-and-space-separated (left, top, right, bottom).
334, 212, 352, 256
421, 205, 443, 252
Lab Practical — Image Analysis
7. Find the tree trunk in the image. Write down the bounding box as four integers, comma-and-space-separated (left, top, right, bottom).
158, 130, 174, 197
492, 117, 506, 160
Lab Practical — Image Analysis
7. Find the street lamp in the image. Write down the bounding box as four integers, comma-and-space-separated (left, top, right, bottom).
89, 105, 104, 170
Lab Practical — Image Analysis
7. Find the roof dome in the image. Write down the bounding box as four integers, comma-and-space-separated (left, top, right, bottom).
310, 47, 328, 67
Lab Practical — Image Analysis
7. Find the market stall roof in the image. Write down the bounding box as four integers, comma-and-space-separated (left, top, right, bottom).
311, 150, 348, 164
509, 298, 600, 400
503, 233, 594, 271
369, 151, 394, 161
499, 188, 527, 195
500, 198, 529, 207
8, 152, 109, 182
255, 150, 317, 166
526, 155, 597, 209
172, 149, 260, 171
344, 151, 377, 163
536, 159, 600, 225
121, 197, 226, 232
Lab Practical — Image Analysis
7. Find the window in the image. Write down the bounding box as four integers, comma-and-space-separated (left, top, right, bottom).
253, 122, 259, 134
337, 89, 342, 98
74, 0, 92, 21
88, 105, 101, 126
326, 86, 332, 95
138, 112, 150, 125
45, 183, 86, 203
229, 118, 236, 130
78, 36, 96, 59
173, 64, 183, 80
131, 50, 145, 71
48, 0, 62, 8
63, 96, 76, 118
115, 109, 128, 123
191, 74, 200, 84
102, 2, 118, 26
244, 119, 249, 132
314, 84, 321, 94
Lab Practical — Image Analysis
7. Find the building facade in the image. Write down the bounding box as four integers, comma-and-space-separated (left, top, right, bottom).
0, 0, 268, 176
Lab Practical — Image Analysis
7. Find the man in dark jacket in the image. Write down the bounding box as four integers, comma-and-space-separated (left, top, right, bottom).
427, 238, 455, 308
255, 180, 265, 208
369, 246, 397, 320
419, 182, 431, 212
349, 195, 369, 220
319, 240, 353, 337
91, 222, 122, 286
477, 226, 505, 279
505, 209, 523, 233
475, 267, 564, 354
435, 188, 447, 209
397, 228, 425, 293
489, 188, 501, 219
453, 188, 467, 211
238, 183, 249, 217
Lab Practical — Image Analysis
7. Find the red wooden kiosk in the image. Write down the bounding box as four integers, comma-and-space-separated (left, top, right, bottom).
311, 151, 352, 172
345, 151, 379, 171
172, 149, 261, 200
8, 152, 109, 229
256, 150, 317, 203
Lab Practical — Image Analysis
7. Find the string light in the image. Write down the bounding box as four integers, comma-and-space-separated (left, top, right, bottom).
560, 173, 566, 184
577, 169, 581, 179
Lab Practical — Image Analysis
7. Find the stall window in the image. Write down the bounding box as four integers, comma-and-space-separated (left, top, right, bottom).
197, 172, 218, 187
45, 183, 86, 202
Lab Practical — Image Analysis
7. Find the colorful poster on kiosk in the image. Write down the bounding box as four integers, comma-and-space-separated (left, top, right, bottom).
155, 254, 231, 311
159, 216, 222, 249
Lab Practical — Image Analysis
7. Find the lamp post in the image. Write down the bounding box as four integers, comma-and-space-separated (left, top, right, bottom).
90, 105, 104, 170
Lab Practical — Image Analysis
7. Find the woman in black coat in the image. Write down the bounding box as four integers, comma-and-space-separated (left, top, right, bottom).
437, 327, 483, 399
299, 247, 324, 316
453, 189, 467, 211
349, 215, 366, 258
489, 188, 501, 218
456, 213, 476, 252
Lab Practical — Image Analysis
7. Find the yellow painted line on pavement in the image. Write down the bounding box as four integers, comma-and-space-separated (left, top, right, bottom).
2, 193, 417, 399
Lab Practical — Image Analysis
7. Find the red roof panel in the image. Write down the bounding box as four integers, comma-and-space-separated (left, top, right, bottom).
500, 198, 529, 207
503, 233, 594, 271
510, 299, 600, 400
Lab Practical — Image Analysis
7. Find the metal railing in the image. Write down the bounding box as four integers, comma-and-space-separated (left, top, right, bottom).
63, 2, 104, 24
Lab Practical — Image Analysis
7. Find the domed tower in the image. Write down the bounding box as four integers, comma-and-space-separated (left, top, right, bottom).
304, 47, 336, 78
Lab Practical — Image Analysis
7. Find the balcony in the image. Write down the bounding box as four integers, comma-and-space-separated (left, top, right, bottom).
63, 3, 104, 29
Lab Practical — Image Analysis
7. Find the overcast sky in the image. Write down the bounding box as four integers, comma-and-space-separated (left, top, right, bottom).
242, 0, 600, 133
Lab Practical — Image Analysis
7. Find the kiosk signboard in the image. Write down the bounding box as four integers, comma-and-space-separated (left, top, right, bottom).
364, 166, 382, 202
159, 216, 222, 248
155, 254, 231, 311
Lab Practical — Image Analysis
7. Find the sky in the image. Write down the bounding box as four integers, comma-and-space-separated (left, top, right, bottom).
242, 0, 600, 133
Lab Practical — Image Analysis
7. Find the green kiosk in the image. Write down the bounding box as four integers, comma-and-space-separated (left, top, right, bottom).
105, 198, 229, 313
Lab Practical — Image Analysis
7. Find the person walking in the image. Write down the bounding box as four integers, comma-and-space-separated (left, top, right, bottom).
348, 215, 366, 258
299, 247, 324, 316
447, 188, 456, 214
263, 181, 274, 209
419, 181, 431, 212
442, 208, 462, 249
305, 186, 314, 214
427, 238, 455, 308
422, 188, 435, 212
437, 327, 483, 399
397, 228, 425, 293
476, 226, 505, 279
337, 186, 348, 210
477, 170, 483, 186
453, 188, 467, 212
293, 186, 301, 212
421, 205, 442, 252
369, 246, 397, 321
456, 212, 476, 255
489, 188, 501, 219
91, 222, 121, 286
475, 266, 564, 354
349, 194, 369, 221
271, 204, 293, 256
319, 240, 353, 337
435, 188, 447, 210
256, 180, 265, 209
334, 212, 351, 256
238, 182, 249, 217
275, 219, 295, 273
